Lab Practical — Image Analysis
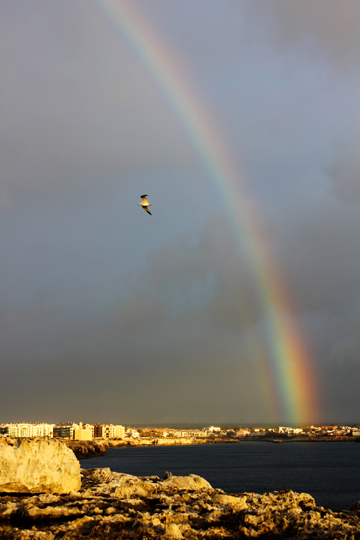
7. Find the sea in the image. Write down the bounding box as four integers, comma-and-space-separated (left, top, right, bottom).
80, 441, 360, 512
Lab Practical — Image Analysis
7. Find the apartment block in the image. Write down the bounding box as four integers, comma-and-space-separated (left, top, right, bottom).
53, 424, 77, 439
93, 424, 125, 439
6, 423, 54, 438
114, 425, 125, 438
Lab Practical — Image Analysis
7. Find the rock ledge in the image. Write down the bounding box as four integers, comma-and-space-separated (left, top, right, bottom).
0, 467, 359, 538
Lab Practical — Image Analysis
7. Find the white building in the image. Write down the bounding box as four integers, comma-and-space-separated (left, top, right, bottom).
173, 431, 190, 438
126, 429, 140, 438
114, 425, 125, 438
6, 423, 54, 438
236, 429, 250, 437
204, 426, 221, 433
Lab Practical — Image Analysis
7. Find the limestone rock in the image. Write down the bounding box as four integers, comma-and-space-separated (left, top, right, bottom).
0, 466, 359, 538
0, 438, 81, 494
82, 468, 157, 499
164, 523, 183, 538
162, 473, 212, 492
213, 492, 247, 510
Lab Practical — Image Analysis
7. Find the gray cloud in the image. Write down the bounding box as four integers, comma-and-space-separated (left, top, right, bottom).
326, 132, 360, 201
0, 213, 278, 424
258, 0, 360, 69
0, 0, 196, 210
1, 0, 360, 426
2, 198, 360, 424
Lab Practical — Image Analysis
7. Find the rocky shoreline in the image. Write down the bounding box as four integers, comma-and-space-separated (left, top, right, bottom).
64, 436, 360, 460
65, 441, 107, 460
1, 467, 360, 539
1, 438, 359, 538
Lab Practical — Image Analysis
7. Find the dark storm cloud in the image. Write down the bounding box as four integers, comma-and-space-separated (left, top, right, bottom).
1, 197, 360, 424
1, 0, 360, 425
98, 203, 360, 424
0, 214, 272, 424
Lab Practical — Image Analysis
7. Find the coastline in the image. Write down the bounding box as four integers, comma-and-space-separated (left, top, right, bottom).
1, 438, 359, 537
69, 435, 359, 449
61, 434, 360, 460
78, 438, 360, 512
1, 466, 359, 538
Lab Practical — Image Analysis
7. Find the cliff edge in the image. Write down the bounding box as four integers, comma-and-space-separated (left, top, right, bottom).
0, 438, 81, 495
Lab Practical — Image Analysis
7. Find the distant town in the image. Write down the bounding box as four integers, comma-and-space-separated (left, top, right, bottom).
1, 422, 360, 444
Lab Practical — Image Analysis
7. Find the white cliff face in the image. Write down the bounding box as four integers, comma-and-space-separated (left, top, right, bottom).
0, 438, 81, 494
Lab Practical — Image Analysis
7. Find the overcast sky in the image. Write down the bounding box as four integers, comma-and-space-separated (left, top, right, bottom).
1, 0, 360, 426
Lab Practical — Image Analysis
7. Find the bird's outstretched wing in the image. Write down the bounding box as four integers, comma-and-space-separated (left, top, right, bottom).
143, 207, 152, 215
140, 194, 148, 202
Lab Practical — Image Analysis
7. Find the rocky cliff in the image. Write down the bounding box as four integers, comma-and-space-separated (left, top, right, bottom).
65, 441, 107, 460
0, 467, 359, 539
0, 438, 81, 495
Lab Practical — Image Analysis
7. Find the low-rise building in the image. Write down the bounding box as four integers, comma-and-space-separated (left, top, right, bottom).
53, 424, 77, 439
114, 425, 125, 438
93, 424, 124, 439
203, 426, 221, 433
126, 429, 140, 438
0, 425, 9, 436
73, 428, 93, 441
236, 429, 250, 437
187, 430, 206, 438
173, 431, 190, 438
101, 424, 115, 438
72, 422, 93, 440
6, 423, 54, 438
278, 427, 303, 435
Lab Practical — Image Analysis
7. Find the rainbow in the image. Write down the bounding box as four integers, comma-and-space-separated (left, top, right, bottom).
94, 0, 319, 425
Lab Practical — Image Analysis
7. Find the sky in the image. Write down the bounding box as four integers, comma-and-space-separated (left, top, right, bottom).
1, 0, 360, 426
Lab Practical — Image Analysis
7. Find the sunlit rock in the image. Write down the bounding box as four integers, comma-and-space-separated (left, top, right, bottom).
0, 438, 81, 494
162, 473, 212, 492
0, 466, 359, 538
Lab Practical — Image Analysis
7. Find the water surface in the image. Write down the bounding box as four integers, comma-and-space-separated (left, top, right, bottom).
81, 441, 360, 511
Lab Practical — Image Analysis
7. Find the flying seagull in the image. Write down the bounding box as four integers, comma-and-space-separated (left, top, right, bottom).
138, 194, 152, 215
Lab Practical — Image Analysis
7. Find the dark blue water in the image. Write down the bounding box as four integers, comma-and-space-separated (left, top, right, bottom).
81, 442, 360, 511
